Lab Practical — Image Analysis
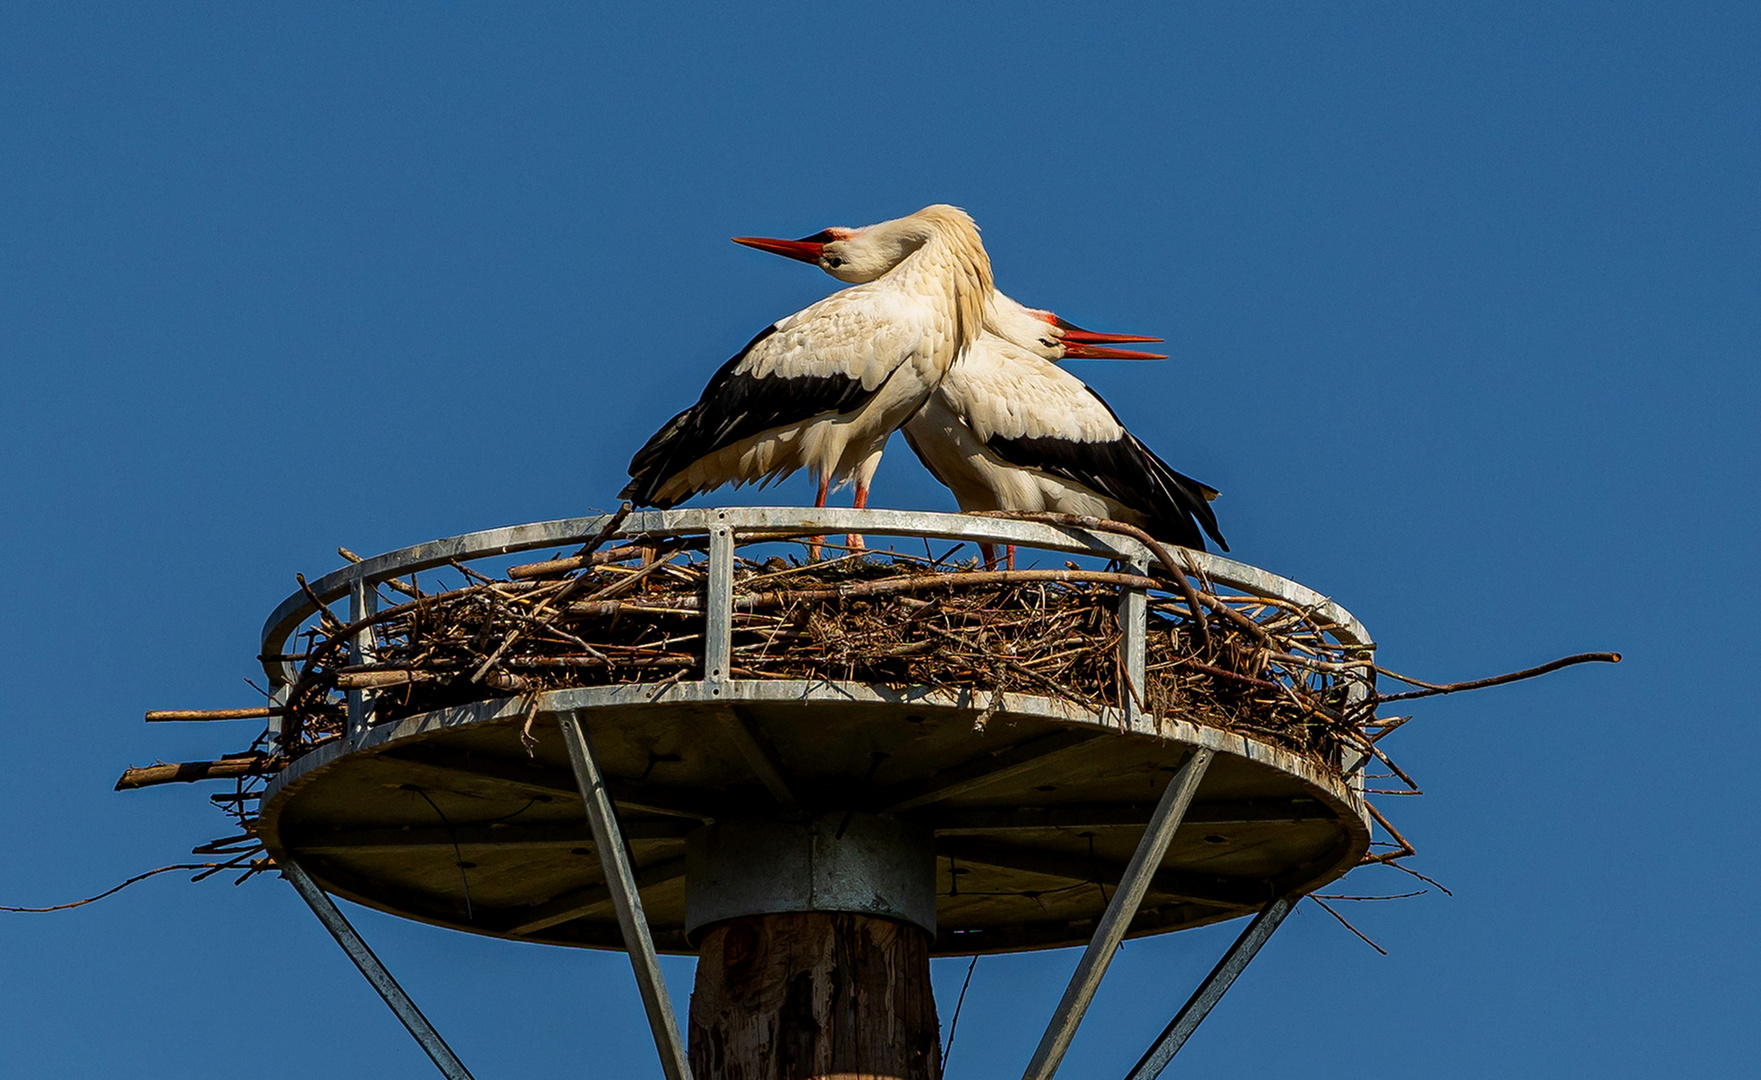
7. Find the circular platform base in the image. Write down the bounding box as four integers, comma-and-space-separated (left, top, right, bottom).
258, 679, 1369, 955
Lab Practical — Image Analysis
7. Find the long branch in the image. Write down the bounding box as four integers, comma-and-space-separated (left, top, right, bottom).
1377, 652, 1620, 702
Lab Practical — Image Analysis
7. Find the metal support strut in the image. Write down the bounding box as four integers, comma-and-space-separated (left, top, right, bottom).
1123, 894, 1297, 1080
560, 711, 695, 1080
1022, 747, 1214, 1080
280, 858, 477, 1080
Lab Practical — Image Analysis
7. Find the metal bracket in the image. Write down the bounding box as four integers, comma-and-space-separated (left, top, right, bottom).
1022, 747, 1214, 1080
1123, 894, 1297, 1079
280, 858, 476, 1080
1118, 554, 1149, 733
266, 682, 289, 748
347, 577, 378, 744
559, 711, 695, 1080
703, 521, 734, 697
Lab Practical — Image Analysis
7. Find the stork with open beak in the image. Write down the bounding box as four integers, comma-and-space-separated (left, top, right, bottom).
734, 231, 1228, 563
900, 331, 1227, 563
622, 206, 994, 555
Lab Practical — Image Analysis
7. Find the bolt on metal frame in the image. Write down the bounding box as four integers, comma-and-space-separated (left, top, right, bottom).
259, 507, 1371, 1079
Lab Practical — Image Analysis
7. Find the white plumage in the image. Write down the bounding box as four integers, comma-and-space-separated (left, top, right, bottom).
623, 205, 993, 513
735, 232, 1227, 553
900, 332, 1226, 552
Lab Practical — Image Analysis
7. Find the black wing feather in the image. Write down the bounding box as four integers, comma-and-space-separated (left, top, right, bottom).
622, 325, 879, 508
984, 387, 1228, 552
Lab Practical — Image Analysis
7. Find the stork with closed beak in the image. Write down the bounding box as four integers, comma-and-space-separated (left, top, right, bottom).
622, 206, 994, 554
734, 231, 1227, 564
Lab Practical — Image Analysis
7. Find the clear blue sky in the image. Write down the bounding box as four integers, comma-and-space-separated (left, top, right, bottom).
3, 3, 1756, 1077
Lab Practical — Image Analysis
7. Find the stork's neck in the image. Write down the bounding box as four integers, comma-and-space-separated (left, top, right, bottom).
984, 292, 1041, 347
884, 206, 994, 354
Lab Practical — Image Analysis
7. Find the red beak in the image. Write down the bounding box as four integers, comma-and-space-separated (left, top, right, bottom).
1054, 317, 1164, 345
732, 234, 828, 263
1060, 341, 1168, 360
1051, 317, 1164, 358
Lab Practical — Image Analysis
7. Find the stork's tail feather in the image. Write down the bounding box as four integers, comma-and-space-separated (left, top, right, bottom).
1132, 436, 1229, 553
622, 406, 697, 508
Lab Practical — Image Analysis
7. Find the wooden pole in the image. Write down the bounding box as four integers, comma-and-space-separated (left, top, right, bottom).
689, 912, 941, 1080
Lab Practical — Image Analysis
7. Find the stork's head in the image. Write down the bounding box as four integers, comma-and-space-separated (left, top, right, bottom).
730, 228, 857, 282
734, 206, 984, 284
987, 292, 1166, 362
735, 224, 927, 284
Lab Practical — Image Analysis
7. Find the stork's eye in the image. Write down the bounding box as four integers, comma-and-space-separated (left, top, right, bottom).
825, 256, 844, 268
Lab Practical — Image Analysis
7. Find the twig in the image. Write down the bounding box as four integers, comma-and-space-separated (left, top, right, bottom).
568, 502, 634, 562
1312, 890, 1428, 901
1309, 894, 1387, 954
145, 707, 283, 722
115, 754, 276, 791
1377, 652, 1620, 702
739, 567, 1158, 606
2, 863, 228, 912
942, 954, 980, 1071
506, 544, 646, 580
295, 574, 343, 633
1379, 859, 1454, 896
1358, 801, 1418, 865
338, 547, 420, 598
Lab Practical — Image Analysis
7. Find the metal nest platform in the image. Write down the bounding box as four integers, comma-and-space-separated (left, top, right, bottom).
252, 507, 1376, 956
125, 505, 1621, 1079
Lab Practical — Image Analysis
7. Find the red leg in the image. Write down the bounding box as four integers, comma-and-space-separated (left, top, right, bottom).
1006, 544, 1016, 571
846, 483, 868, 552
809, 477, 829, 561
979, 542, 999, 569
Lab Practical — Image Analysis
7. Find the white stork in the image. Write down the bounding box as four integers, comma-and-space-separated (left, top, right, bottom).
622, 206, 994, 551
734, 234, 1228, 561
900, 331, 1228, 561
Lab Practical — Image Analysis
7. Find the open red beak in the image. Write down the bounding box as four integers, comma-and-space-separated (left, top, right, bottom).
732, 234, 827, 264
1060, 341, 1168, 360
1053, 317, 1164, 359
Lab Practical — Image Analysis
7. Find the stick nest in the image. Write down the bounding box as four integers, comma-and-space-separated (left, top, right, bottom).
278, 541, 1379, 773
